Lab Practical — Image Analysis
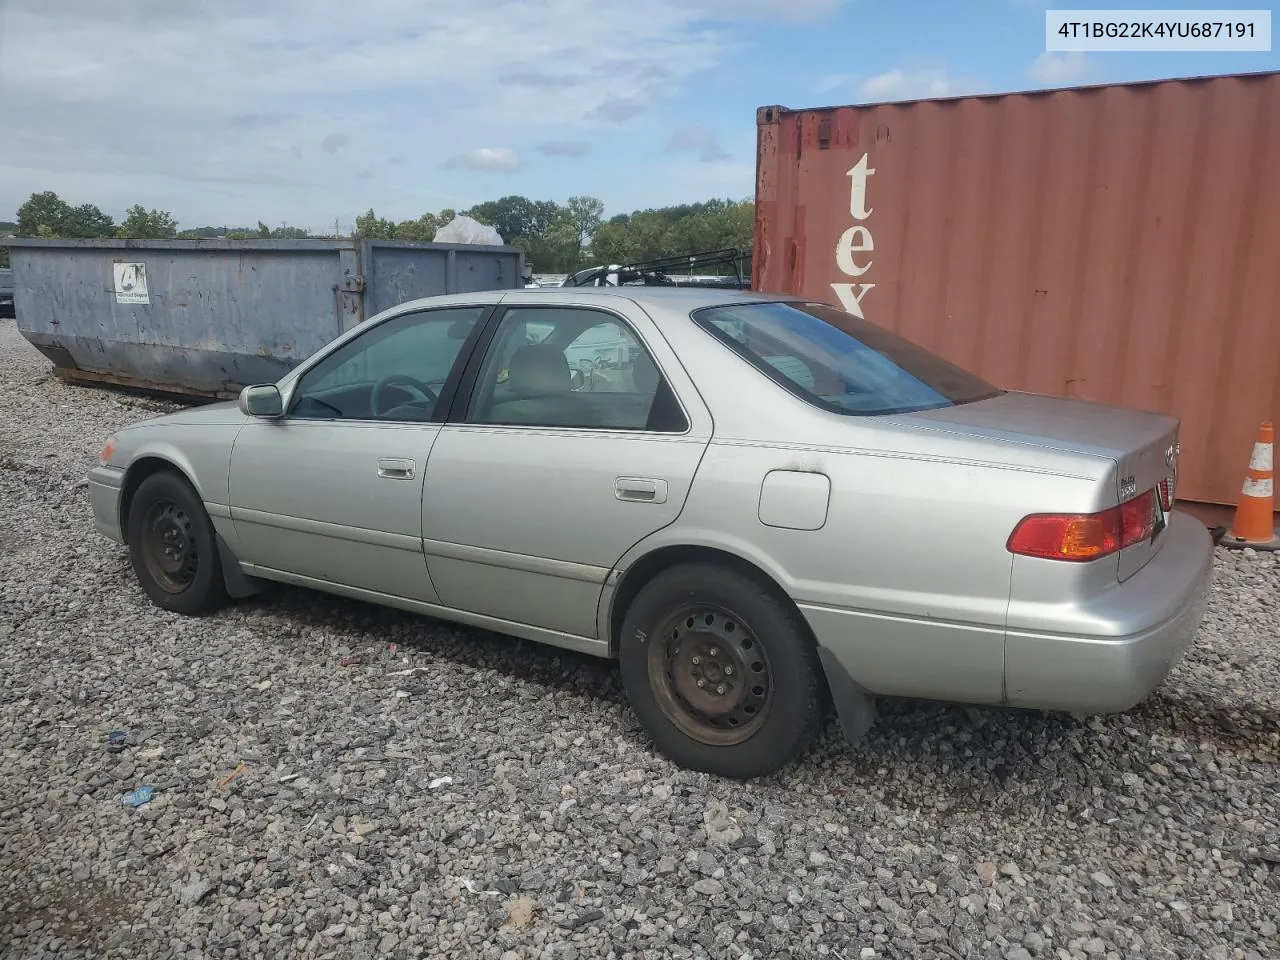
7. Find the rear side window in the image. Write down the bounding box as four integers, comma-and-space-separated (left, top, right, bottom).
693, 300, 1001, 416
464, 306, 688, 432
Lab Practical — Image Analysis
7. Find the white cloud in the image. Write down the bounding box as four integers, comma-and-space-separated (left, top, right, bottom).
586, 96, 653, 125
1028, 52, 1094, 87
320, 134, 352, 155
0, 0, 838, 225
814, 73, 857, 94
666, 126, 731, 163
443, 148, 522, 173
537, 140, 591, 158
588, 158, 757, 213
857, 68, 962, 103
699, 0, 847, 20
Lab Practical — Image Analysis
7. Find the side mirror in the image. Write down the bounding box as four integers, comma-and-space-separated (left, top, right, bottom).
238, 384, 284, 418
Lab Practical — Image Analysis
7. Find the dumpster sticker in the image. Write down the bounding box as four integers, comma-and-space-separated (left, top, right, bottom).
113, 262, 150, 304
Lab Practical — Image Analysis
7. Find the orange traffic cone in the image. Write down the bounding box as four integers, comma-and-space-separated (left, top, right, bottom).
1223, 421, 1280, 550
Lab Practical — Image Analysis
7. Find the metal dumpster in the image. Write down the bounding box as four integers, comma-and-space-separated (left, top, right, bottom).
7, 237, 526, 399
0, 267, 14, 319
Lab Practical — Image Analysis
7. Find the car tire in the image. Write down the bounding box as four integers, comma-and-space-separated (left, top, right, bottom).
126, 471, 229, 616
618, 561, 826, 779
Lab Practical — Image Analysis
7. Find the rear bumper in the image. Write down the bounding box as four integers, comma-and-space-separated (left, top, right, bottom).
88, 464, 125, 543
1004, 511, 1214, 713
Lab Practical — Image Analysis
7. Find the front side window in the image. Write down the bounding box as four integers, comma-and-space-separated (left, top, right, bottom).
693, 300, 1001, 416
290, 306, 485, 421
465, 306, 687, 432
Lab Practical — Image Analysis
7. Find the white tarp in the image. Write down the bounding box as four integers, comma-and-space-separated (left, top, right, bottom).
432, 215, 504, 246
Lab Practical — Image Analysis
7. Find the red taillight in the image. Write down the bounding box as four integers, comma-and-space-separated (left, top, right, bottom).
1120, 489, 1156, 545
1006, 512, 1120, 561
1008, 490, 1156, 562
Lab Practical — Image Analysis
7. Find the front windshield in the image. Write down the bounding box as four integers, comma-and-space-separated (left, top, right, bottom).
692, 300, 1002, 416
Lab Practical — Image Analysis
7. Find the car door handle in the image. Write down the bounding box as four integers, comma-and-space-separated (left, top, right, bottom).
615, 477, 668, 503
377, 457, 416, 480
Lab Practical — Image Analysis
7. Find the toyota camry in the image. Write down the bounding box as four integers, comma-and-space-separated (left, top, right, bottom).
88, 287, 1214, 778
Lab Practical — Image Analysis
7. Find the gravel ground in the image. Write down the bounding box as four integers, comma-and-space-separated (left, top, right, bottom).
1, 317, 1277, 960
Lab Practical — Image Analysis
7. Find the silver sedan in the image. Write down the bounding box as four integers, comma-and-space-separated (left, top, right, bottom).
88, 288, 1214, 778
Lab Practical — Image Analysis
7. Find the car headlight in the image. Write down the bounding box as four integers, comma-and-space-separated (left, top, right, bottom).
99, 436, 118, 464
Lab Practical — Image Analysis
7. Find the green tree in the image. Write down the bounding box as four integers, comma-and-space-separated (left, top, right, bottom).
64, 203, 117, 238
541, 216, 590, 272
588, 212, 671, 264
580, 197, 753, 270
177, 226, 230, 239
16, 191, 71, 236
564, 196, 604, 251
663, 199, 754, 259
16, 191, 116, 238
499, 196, 604, 272
464, 196, 574, 270
353, 208, 397, 240
117, 205, 178, 239
508, 234, 564, 273
0, 219, 15, 261
467, 196, 560, 243
354, 208, 469, 243
393, 213, 444, 242
340, 194, 752, 273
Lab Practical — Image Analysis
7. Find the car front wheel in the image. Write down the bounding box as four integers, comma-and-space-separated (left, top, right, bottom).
618, 561, 826, 778
126, 471, 229, 616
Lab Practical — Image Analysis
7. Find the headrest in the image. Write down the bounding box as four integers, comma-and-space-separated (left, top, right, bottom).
508, 343, 570, 398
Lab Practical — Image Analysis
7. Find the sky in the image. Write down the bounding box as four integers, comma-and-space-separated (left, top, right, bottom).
0, 0, 1275, 232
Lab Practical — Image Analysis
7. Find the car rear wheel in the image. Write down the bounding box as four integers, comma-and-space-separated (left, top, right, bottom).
618, 562, 825, 778
126, 471, 229, 616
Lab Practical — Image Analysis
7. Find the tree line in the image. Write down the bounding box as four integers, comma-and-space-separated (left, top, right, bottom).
3, 190, 755, 274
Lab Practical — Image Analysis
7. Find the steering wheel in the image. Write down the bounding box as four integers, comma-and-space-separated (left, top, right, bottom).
371, 374, 438, 417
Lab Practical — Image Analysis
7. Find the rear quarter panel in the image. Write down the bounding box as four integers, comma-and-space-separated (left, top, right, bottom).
631, 299, 1117, 705
633, 432, 1107, 704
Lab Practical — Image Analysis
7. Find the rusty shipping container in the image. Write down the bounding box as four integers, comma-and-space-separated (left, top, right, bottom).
753, 70, 1280, 511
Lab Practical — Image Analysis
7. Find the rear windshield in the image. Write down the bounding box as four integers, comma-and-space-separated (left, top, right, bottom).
692, 300, 1002, 416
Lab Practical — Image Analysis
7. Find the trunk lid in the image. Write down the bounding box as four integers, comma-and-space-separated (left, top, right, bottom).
902, 391, 1180, 580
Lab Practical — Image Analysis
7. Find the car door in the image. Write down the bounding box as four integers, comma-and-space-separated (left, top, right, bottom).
228, 303, 491, 602
420, 300, 713, 640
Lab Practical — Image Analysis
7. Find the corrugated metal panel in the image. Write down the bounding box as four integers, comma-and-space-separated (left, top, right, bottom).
754, 70, 1280, 508
361, 239, 524, 317
8, 237, 524, 398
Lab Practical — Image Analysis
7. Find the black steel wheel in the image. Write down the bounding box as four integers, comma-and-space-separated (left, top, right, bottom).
138, 499, 200, 593
647, 603, 774, 746
619, 561, 825, 778
126, 471, 229, 615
